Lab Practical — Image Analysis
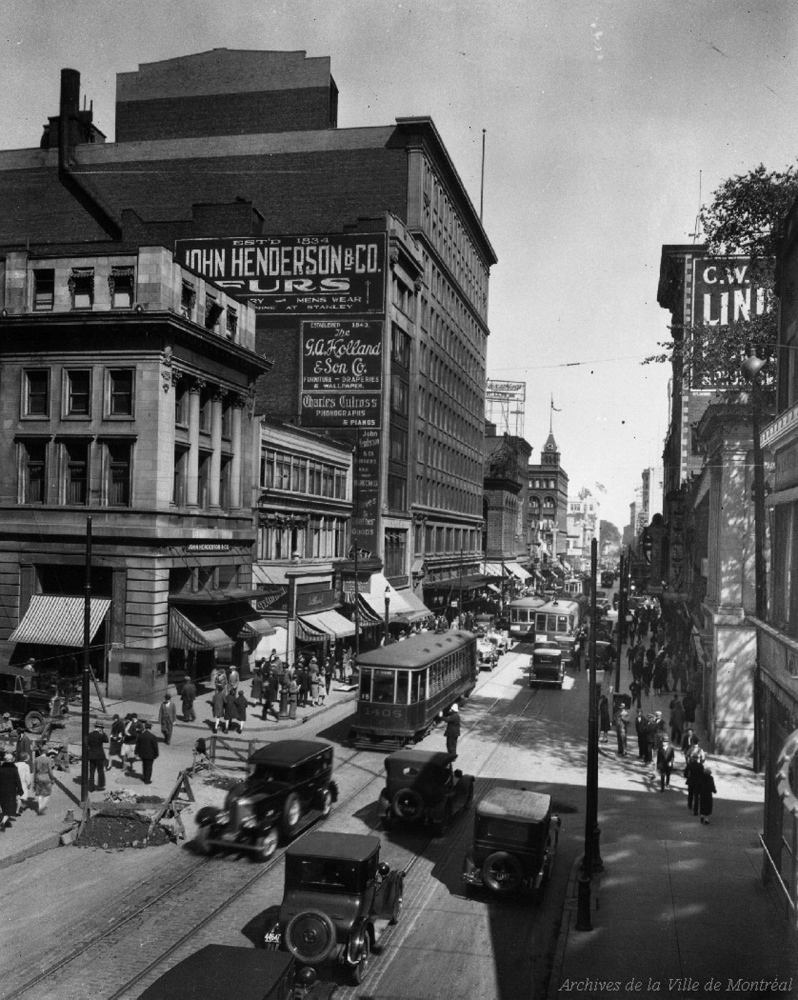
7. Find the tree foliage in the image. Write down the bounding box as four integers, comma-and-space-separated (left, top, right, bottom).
645, 162, 798, 385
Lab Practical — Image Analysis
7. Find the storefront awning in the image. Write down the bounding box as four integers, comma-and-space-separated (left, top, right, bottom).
395, 589, 434, 623
238, 615, 277, 638
481, 562, 505, 577
487, 583, 501, 594
252, 565, 290, 586
297, 610, 356, 640
169, 608, 234, 651
169, 600, 274, 646
357, 573, 414, 623
9, 595, 111, 647
505, 562, 532, 581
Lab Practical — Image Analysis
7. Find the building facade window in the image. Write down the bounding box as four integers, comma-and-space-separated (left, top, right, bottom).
181, 281, 196, 319
389, 425, 408, 464
388, 474, 407, 510
173, 446, 188, 506
33, 270, 55, 312
105, 440, 132, 506
23, 370, 49, 418
260, 449, 348, 500
107, 369, 134, 417
391, 324, 411, 368
69, 268, 94, 310
198, 452, 212, 508
62, 440, 89, 505
19, 439, 47, 504
226, 309, 238, 341
384, 529, 407, 577
108, 266, 134, 309
174, 381, 189, 426
65, 370, 91, 417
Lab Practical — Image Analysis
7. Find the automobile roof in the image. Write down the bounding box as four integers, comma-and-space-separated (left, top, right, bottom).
384, 749, 455, 771
250, 739, 331, 767
286, 831, 381, 862
532, 648, 562, 659
138, 945, 294, 1000
477, 787, 551, 823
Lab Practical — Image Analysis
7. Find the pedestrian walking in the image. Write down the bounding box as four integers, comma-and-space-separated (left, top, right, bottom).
682, 690, 697, 728
15, 729, 33, 770
223, 690, 237, 733
211, 664, 228, 695
652, 649, 668, 695
109, 714, 125, 768
211, 687, 226, 733
301, 662, 313, 707
343, 649, 353, 684
685, 739, 705, 814
14, 755, 33, 813
87, 720, 109, 792
250, 664, 264, 708
444, 702, 461, 757
233, 690, 247, 734
135, 722, 160, 785
681, 727, 696, 760
288, 677, 299, 720
33, 747, 54, 814
263, 667, 280, 721
598, 694, 610, 743
324, 655, 334, 698
656, 734, 675, 791
122, 713, 140, 775
0, 752, 23, 829
697, 766, 717, 824
310, 661, 321, 707
629, 678, 642, 710
158, 693, 177, 745
669, 695, 685, 746
614, 703, 629, 756
635, 708, 648, 761
181, 677, 197, 722
227, 665, 240, 696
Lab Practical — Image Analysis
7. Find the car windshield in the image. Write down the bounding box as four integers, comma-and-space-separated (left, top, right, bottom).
250, 764, 290, 784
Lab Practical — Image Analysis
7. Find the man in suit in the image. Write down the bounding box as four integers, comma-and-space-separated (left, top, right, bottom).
87, 720, 109, 792
135, 722, 160, 785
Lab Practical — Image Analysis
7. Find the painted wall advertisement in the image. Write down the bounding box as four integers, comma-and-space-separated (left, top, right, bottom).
300, 319, 383, 429
691, 257, 769, 327
175, 233, 386, 313
353, 429, 380, 558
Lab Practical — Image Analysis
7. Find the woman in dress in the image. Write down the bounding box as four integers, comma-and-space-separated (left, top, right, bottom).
33, 747, 54, 815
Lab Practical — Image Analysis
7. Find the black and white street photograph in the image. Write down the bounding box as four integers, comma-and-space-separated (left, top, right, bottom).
0, 2, 797, 998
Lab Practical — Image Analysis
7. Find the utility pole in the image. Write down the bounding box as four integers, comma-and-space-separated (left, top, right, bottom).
81, 516, 92, 805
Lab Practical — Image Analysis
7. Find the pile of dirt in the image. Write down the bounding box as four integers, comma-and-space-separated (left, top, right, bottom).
75, 797, 172, 849
202, 773, 241, 791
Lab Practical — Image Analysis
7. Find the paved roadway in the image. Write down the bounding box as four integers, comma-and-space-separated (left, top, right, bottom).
2, 645, 649, 1000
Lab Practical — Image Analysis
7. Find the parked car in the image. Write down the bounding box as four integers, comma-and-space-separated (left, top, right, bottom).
529, 643, 565, 689
477, 636, 498, 669
462, 787, 561, 895
492, 630, 510, 655
138, 944, 335, 1000
377, 748, 475, 835
194, 739, 338, 860
0, 666, 67, 734
473, 613, 493, 637
261, 831, 404, 985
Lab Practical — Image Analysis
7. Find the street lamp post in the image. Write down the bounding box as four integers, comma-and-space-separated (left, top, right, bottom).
384, 587, 391, 647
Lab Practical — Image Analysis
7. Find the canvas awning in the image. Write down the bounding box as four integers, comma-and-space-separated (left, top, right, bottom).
505, 562, 532, 581
481, 562, 505, 577
169, 608, 234, 651
9, 595, 111, 647
297, 610, 356, 640
169, 600, 275, 647
357, 573, 415, 623
395, 589, 434, 623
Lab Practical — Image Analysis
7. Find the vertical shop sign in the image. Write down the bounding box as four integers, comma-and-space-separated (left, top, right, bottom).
353, 429, 381, 557
300, 319, 383, 428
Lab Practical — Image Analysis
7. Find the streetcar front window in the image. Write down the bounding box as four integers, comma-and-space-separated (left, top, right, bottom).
372, 669, 396, 703
557, 615, 569, 633
359, 669, 372, 701
396, 670, 409, 705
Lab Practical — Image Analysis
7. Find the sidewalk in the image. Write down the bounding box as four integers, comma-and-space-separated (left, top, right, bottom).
549, 665, 798, 1000
0, 675, 357, 870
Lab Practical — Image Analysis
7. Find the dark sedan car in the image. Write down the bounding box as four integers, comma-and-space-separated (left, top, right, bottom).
463, 787, 560, 896
194, 739, 337, 860
377, 748, 474, 836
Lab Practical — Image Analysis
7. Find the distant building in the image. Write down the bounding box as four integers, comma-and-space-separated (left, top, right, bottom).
528, 430, 569, 581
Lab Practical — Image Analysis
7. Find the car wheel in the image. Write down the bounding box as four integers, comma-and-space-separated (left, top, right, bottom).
392, 788, 424, 822
282, 792, 302, 837
389, 876, 404, 925
482, 851, 523, 893
24, 711, 45, 734
253, 827, 278, 862
285, 909, 337, 965
350, 928, 371, 984
318, 787, 333, 817
194, 824, 215, 856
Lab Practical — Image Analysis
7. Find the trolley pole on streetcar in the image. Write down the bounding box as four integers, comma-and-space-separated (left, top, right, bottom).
80, 516, 92, 805
576, 537, 603, 930
384, 588, 391, 646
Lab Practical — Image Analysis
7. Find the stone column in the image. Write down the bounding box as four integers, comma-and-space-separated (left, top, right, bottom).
186, 379, 204, 508
230, 396, 245, 511
209, 389, 225, 509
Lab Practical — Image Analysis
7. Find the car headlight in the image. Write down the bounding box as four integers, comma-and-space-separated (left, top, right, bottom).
216, 810, 230, 825
241, 817, 257, 830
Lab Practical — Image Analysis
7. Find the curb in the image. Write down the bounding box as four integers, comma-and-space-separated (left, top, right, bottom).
547, 857, 603, 999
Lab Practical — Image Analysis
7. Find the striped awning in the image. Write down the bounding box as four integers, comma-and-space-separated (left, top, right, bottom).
169, 608, 233, 651
9, 595, 111, 647
481, 562, 506, 577
238, 615, 277, 639
298, 610, 356, 640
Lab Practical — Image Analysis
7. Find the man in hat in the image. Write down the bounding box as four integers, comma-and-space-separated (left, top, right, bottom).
135, 722, 159, 785
158, 693, 177, 745
87, 720, 109, 792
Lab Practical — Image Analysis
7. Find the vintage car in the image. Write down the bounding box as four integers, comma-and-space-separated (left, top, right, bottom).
138, 944, 335, 1000
0, 666, 67, 733
194, 739, 337, 860
473, 613, 493, 637
462, 787, 560, 896
476, 636, 498, 669
262, 831, 404, 985
377, 748, 475, 835
492, 630, 510, 655
529, 644, 565, 688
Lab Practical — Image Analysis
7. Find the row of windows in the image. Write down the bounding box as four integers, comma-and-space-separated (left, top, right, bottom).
260, 449, 348, 501
358, 646, 473, 705
174, 381, 237, 438
19, 438, 132, 507
529, 496, 557, 512
22, 368, 134, 420
33, 266, 134, 312
416, 474, 482, 518
256, 516, 347, 561
180, 281, 238, 341
411, 523, 480, 557
173, 448, 234, 510
530, 478, 556, 490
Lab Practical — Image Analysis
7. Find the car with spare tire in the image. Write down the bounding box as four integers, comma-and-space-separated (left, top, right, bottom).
462, 787, 560, 896
0, 665, 67, 734
261, 831, 404, 985
194, 739, 337, 861
377, 748, 474, 835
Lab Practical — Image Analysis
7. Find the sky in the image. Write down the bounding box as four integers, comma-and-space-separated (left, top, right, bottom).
3, 0, 798, 528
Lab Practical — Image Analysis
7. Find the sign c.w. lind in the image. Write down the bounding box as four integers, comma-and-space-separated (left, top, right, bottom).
691, 257, 770, 326
301, 319, 382, 428
175, 234, 386, 314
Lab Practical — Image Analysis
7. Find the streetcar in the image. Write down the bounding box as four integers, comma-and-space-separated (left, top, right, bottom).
348, 630, 478, 749
532, 598, 583, 663
507, 596, 546, 642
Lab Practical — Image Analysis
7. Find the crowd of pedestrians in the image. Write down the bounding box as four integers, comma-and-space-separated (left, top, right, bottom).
602, 598, 717, 824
